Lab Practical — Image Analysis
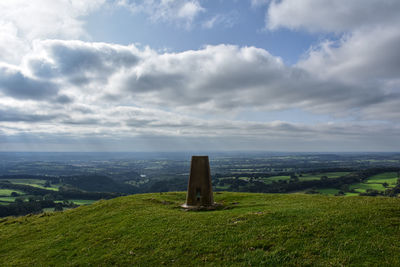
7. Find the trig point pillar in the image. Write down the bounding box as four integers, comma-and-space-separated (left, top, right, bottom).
183, 156, 214, 208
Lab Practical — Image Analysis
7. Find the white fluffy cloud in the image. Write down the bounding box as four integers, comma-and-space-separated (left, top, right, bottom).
263, 0, 400, 121
0, 0, 105, 64
298, 27, 400, 83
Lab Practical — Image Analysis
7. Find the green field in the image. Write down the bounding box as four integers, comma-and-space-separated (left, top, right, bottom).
0, 189, 25, 196
317, 188, 340, 195
5, 179, 60, 191
55, 199, 97, 206
1, 192, 400, 266
316, 188, 359, 197
299, 172, 350, 181
365, 172, 399, 186
262, 175, 290, 183
315, 172, 398, 196
0, 188, 26, 204
264, 172, 350, 183
348, 172, 399, 193
0, 197, 16, 204
350, 183, 387, 193
70, 199, 97, 205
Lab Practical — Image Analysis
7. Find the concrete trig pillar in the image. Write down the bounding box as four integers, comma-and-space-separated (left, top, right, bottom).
183, 156, 214, 207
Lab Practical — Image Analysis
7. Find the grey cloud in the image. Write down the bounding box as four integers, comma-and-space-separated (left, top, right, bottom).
0, 108, 58, 122
0, 65, 58, 100
28, 40, 140, 86
126, 72, 187, 93
55, 94, 73, 104
267, 0, 400, 32
114, 44, 398, 119
62, 118, 101, 125
73, 106, 94, 114
18, 40, 400, 122
2, 130, 400, 152
125, 118, 155, 127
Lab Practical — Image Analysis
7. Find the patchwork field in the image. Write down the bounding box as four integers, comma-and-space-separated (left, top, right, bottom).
350, 172, 398, 193
0, 189, 26, 205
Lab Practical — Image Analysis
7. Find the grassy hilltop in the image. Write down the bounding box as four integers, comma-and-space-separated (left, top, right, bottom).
1, 192, 400, 266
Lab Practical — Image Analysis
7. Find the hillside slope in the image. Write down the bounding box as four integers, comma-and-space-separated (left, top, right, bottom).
1, 192, 400, 266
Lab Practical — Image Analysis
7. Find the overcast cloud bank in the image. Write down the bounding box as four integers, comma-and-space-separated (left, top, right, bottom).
0, 0, 399, 151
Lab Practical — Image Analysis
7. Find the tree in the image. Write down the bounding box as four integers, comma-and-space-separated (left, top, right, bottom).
44, 194, 55, 201
54, 204, 63, 211
290, 174, 299, 182
15, 197, 24, 203
335, 191, 345, 196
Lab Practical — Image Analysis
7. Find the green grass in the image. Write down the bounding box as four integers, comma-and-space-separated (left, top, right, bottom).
1, 192, 400, 266
262, 175, 290, 183
365, 172, 399, 186
216, 185, 230, 190
0, 189, 25, 196
350, 183, 387, 193
13, 183, 59, 191
0, 197, 16, 204
69, 199, 97, 205
299, 172, 350, 181
264, 172, 350, 183
6, 179, 60, 191
317, 188, 340, 195
56, 199, 97, 205
316, 172, 398, 196
42, 208, 56, 213
315, 188, 359, 196
343, 192, 360, 197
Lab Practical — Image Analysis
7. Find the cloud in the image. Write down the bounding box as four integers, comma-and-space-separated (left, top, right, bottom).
0, 108, 59, 122
26, 40, 140, 86
118, 0, 204, 28
298, 27, 400, 83
259, 0, 400, 121
266, 0, 400, 32
202, 12, 238, 29
2, 106, 400, 151
11, 40, 398, 123
0, 64, 59, 100
1, 0, 400, 151
250, 0, 270, 8
0, 0, 105, 64
104, 44, 396, 120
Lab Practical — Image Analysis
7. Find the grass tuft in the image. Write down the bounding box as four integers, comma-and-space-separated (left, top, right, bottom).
1, 192, 400, 266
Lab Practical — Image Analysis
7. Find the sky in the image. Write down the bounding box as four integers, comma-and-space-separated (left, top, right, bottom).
0, 0, 400, 152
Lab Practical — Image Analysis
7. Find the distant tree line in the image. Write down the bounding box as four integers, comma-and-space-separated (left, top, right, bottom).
0, 181, 126, 201
0, 197, 77, 217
